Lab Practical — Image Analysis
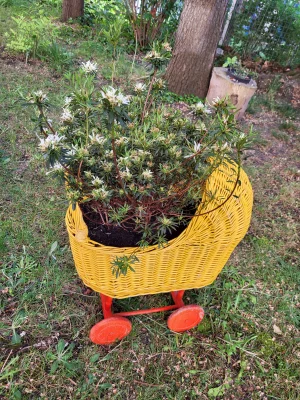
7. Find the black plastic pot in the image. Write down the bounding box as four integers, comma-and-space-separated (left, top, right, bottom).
226, 68, 252, 84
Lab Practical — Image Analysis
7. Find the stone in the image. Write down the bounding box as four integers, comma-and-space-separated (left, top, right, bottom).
206, 67, 257, 120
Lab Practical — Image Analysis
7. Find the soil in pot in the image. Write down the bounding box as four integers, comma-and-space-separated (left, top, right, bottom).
226, 68, 252, 84
80, 203, 197, 247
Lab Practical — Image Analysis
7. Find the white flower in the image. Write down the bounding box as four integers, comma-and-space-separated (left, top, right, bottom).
193, 142, 201, 153
192, 101, 211, 114
81, 60, 98, 73
134, 82, 146, 93
120, 167, 132, 180
222, 115, 229, 124
216, 142, 231, 152
117, 93, 130, 105
144, 50, 161, 60
91, 176, 104, 187
66, 148, 76, 157
115, 136, 128, 145
101, 87, 130, 107
64, 96, 73, 106
33, 90, 47, 101
141, 169, 153, 180
92, 188, 110, 200
46, 162, 64, 175
264, 22, 271, 32
184, 141, 201, 158
211, 97, 221, 106
195, 122, 207, 131
89, 133, 106, 145
39, 134, 64, 152
61, 108, 73, 122
162, 42, 172, 52
194, 101, 205, 110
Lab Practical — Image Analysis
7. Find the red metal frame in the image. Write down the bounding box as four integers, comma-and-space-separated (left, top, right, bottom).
100, 290, 185, 319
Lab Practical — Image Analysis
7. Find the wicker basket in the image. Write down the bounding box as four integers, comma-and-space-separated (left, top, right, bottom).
65, 162, 253, 299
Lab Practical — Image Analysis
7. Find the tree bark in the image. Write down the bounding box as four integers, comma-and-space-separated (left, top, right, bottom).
62, 0, 84, 22
166, 0, 228, 99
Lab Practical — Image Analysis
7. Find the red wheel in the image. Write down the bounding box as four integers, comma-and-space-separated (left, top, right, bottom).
90, 317, 132, 345
167, 305, 204, 333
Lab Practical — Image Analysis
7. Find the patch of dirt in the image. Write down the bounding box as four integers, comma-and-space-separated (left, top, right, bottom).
257, 72, 300, 107
0, 52, 54, 80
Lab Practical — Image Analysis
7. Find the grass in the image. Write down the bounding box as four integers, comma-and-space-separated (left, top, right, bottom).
0, 3, 300, 399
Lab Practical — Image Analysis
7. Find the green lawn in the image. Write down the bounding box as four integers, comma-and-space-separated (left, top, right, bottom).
0, 3, 299, 399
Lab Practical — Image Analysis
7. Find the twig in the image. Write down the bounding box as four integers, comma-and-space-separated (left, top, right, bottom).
0, 350, 13, 374
133, 380, 168, 388
62, 290, 97, 298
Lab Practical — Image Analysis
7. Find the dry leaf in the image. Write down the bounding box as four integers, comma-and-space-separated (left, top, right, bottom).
273, 324, 282, 335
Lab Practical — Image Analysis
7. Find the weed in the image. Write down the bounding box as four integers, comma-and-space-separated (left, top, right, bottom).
39, 42, 74, 73
271, 129, 290, 142
46, 339, 84, 376
278, 121, 297, 131
163, 90, 204, 105
275, 102, 298, 119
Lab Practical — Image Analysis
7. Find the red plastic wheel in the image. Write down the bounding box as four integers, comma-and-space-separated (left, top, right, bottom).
167, 305, 204, 333
90, 317, 132, 345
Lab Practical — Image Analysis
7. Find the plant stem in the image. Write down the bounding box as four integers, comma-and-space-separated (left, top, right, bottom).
110, 122, 136, 206
130, 30, 138, 78
141, 68, 157, 122
112, 46, 116, 85
37, 104, 56, 136
85, 109, 89, 145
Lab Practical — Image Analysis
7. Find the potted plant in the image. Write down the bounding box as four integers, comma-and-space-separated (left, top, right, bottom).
25, 43, 253, 344
222, 56, 255, 84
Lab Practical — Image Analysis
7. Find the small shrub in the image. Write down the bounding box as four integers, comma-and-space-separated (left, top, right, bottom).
5, 13, 58, 62
123, 0, 179, 49
81, 0, 127, 27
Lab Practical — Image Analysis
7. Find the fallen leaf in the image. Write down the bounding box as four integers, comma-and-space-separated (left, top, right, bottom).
273, 324, 282, 335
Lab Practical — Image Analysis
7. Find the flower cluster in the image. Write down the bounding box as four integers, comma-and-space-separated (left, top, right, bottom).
101, 87, 130, 107
81, 60, 98, 74
144, 41, 172, 69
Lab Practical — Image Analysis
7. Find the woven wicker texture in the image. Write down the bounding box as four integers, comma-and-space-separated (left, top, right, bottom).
65, 162, 253, 299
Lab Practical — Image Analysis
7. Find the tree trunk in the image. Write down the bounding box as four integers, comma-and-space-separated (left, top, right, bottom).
166, 0, 228, 99
62, 0, 84, 22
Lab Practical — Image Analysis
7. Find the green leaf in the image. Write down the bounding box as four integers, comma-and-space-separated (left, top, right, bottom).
90, 353, 100, 363
65, 361, 80, 371
98, 383, 112, 390
50, 360, 59, 374
11, 331, 21, 345
57, 339, 66, 353
49, 241, 58, 257
13, 389, 22, 400
208, 383, 230, 398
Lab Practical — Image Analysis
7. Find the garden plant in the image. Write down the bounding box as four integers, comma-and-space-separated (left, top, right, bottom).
25, 43, 250, 278
0, 0, 299, 398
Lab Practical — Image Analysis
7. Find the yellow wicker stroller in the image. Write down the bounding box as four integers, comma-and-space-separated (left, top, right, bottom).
66, 161, 253, 345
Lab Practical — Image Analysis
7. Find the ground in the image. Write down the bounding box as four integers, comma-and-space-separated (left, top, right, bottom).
0, 11, 299, 400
